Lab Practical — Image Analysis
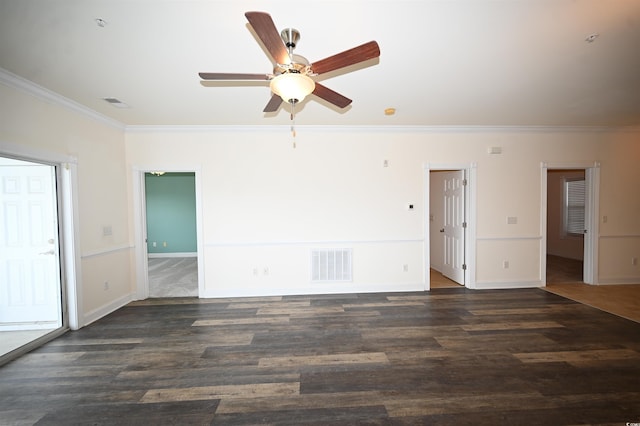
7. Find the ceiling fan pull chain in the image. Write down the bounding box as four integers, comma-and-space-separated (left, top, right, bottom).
290, 101, 297, 148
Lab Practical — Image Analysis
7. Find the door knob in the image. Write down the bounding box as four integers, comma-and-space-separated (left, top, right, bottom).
39, 249, 55, 255
439, 228, 445, 233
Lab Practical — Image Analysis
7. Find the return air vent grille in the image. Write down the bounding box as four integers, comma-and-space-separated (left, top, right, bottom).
102, 97, 130, 108
311, 249, 352, 282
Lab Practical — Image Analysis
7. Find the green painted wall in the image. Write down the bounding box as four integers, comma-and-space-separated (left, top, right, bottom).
145, 172, 196, 254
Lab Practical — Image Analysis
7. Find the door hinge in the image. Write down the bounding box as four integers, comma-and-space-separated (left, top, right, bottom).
462, 222, 467, 228
462, 179, 467, 186
462, 264, 467, 270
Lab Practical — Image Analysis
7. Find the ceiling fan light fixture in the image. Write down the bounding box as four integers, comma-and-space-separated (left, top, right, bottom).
270, 72, 315, 103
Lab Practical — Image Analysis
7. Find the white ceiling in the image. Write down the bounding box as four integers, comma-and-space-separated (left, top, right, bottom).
1, 0, 640, 127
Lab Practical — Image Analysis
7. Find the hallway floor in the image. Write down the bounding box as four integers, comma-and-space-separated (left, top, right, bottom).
148, 257, 198, 297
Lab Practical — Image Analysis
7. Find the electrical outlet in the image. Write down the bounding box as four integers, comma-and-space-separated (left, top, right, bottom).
103, 281, 109, 290
632, 257, 638, 266
253, 267, 259, 276
163, 241, 167, 247
503, 260, 509, 269
263, 267, 269, 275
403, 264, 409, 272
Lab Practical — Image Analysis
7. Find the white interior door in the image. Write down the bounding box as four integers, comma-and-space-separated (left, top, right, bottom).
441, 170, 466, 284
0, 158, 62, 330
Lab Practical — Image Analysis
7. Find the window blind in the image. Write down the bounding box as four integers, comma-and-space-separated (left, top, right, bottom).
565, 178, 585, 236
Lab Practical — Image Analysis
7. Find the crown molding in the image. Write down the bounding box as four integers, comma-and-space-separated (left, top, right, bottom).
3, 67, 637, 134
0, 67, 125, 131
125, 124, 629, 134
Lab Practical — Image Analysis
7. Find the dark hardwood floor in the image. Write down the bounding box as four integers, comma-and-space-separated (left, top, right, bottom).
1, 288, 639, 425
547, 254, 584, 284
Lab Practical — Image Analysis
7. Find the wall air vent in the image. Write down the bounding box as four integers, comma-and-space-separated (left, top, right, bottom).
311, 249, 352, 282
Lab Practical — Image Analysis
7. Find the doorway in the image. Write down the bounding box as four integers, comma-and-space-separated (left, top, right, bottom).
542, 163, 599, 285
0, 157, 64, 357
145, 172, 198, 297
546, 169, 585, 284
426, 164, 476, 290
133, 169, 204, 300
430, 170, 466, 287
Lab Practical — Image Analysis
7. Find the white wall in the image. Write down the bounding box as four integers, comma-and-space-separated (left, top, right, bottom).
0, 81, 133, 325
597, 130, 640, 283
4, 72, 639, 325
126, 126, 640, 296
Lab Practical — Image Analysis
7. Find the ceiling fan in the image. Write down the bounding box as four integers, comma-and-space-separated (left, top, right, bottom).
199, 11, 380, 114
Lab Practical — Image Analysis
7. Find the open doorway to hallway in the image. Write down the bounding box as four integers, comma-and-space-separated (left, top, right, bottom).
546, 169, 585, 285
144, 172, 198, 297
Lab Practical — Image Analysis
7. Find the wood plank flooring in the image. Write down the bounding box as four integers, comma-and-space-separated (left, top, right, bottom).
1, 288, 639, 425
148, 257, 198, 298
545, 283, 640, 323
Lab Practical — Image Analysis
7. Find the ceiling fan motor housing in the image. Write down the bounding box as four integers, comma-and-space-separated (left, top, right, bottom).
281, 28, 300, 49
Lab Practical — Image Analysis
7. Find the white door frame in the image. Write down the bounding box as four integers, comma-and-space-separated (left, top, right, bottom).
540, 161, 600, 285
0, 143, 81, 331
132, 167, 205, 299
424, 163, 477, 290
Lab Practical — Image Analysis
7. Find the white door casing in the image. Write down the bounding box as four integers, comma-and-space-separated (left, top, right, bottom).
425, 164, 476, 290
540, 162, 599, 285
132, 167, 205, 300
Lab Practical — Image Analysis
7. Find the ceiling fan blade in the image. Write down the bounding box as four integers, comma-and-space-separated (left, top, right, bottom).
245, 11, 290, 65
311, 41, 380, 75
312, 83, 352, 109
199, 72, 270, 80
263, 93, 283, 112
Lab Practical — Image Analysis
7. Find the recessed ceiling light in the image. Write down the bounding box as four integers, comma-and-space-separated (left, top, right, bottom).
585, 33, 599, 43
384, 108, 396, 116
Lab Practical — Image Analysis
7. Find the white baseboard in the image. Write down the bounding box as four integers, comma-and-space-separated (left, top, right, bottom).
148, 252, 197, 258
474, 280, 544, 290
82, 292, 135, 327
200, 282, 426, 298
